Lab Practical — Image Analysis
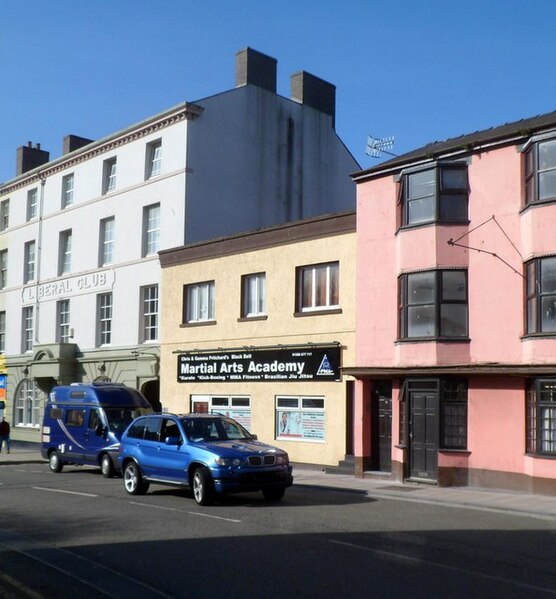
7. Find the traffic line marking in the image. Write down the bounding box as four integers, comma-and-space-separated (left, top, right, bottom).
130, 501, 241, 522
329, 539, 556, 595
32, 487, 98, 497
0, 571, 44, 599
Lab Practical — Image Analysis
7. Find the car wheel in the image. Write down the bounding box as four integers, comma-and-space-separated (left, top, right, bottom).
48, 450, 63, 473
262, 487, 285, 502
192, 467, 215, 506
123, 461, 149, 495
100, 454, 114, 478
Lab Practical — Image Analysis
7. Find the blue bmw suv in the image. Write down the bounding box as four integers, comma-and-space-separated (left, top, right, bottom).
117, 413, 293, 505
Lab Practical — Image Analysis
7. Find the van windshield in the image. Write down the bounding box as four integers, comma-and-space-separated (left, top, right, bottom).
104, 408, 142, 433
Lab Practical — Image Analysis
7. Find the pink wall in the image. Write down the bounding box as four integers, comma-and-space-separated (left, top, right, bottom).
356, 145, 556, 369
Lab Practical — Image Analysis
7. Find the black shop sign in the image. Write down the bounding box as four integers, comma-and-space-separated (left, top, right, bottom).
177, 346, 340, 383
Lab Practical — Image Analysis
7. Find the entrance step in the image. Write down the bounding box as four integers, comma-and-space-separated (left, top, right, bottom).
325, 455, 355, 476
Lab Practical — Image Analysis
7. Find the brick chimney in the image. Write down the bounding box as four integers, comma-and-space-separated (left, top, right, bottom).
291, 71, 336, 128
16, 142, 50, 176
63, 134, 94, 154
235, 47, 277, 93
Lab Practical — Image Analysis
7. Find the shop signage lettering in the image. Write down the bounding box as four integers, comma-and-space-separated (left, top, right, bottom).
177, 347, 340, 383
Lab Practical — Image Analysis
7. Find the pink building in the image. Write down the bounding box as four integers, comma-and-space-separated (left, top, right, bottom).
346, 111, 556, 495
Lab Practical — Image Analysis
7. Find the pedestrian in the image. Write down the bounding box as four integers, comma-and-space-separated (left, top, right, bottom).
0, 417, 10, 453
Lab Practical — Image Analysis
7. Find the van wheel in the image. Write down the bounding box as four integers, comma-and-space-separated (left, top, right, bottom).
262, 487, 285, 502
123, 461, 149, 495
100, 454, 114, 478
192, 467, 214, 506
48, 451, 63, 473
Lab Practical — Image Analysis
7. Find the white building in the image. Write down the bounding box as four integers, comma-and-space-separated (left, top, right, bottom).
0, 48, 359, 443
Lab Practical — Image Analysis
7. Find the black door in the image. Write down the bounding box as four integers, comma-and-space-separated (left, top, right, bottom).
371, 382, 392, 472
409, 390, 438, 481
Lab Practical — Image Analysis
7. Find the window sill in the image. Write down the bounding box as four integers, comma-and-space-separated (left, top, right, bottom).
520, 197, 556, 214
525, 452, 556, 460
397, 220, 469, 233
237, 315, 268, 322
439, 449, 470, 454
180, 320, 217, 328
521, 333, 556, 340
294, 308, 342, 318
395, 337, 470, 344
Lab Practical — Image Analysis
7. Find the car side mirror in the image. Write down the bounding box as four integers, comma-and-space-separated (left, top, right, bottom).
165, 436, 181, 446
251, 434, 258, 440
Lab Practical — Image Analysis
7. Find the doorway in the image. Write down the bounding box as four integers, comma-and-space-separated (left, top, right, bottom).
408, 382, 438, 481
371, 381, 392, 472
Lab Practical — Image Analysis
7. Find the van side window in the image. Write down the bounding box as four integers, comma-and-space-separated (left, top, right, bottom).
66, 409, 85, 427
126, 419, 147, 440
50, 408, 63, 419
88, 410, 101, 430
144, 417, 161, 442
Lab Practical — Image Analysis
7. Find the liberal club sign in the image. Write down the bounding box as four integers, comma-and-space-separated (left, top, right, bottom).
177, 347, 340, 383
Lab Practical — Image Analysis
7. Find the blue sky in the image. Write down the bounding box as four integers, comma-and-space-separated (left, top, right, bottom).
1, 0, 556, 183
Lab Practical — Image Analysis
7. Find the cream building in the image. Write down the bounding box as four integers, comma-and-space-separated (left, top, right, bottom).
159, 211, 356, 467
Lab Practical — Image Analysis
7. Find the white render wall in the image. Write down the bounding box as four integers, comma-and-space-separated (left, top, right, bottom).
0, 113, 189, 355
185, 85, 359, 243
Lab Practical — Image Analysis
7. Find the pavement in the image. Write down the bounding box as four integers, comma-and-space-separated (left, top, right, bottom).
3, 442, 556, 520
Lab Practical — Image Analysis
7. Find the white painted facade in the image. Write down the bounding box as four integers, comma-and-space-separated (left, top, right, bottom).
0, 48, 359, 442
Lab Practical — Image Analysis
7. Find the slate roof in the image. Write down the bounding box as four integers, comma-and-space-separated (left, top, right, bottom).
353, 109, 556, 180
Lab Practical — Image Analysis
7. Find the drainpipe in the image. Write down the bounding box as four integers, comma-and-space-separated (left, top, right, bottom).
33, 173, 46, 345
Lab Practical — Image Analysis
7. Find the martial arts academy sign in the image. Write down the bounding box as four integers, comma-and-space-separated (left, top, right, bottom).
177, 347, 340, 383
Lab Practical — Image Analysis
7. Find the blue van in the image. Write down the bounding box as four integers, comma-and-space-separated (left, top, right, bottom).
41, 382, 153, 477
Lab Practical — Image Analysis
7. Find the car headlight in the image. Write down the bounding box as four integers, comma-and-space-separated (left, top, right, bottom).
215, 457, 243, 467
276, 453, 289, 465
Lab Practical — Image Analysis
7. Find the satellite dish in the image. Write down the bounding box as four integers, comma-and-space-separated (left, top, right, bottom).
365, 135, 397, 158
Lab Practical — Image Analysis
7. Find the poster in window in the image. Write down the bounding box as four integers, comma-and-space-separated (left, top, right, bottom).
277, 410, 324, 441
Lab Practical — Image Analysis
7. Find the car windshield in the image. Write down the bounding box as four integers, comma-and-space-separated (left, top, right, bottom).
104, 408, 142, 433
182, 417, 252, 442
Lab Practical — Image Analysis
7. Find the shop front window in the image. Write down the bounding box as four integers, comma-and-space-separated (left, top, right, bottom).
276, 396, 325, 441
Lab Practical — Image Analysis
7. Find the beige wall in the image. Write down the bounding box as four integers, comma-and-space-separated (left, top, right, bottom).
160, 228, 356, 466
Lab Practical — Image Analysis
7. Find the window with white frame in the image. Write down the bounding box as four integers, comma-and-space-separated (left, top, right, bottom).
184, 281, 215, 324
58, 230, 72, 275
297, 261, 339, 313
0, 199, 9, 231
141, 284, 158, 342
146, 140, 162, 179
99, 217, 115, 266
276, 396, 325, 441
26, 188, 38, 221
97, 293, 112, 346
22, 306, 33, 353
201, 395, 252, 431
15, 379, 40, 427
0, 311, 5, 353
61, 173, 74, 208
0, 249, 7, 289
142, 203, 160, 256
23, 240, 36, 284
57, 299, 71, 343
242, 272, 266, 317
102, 157, 117, 194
